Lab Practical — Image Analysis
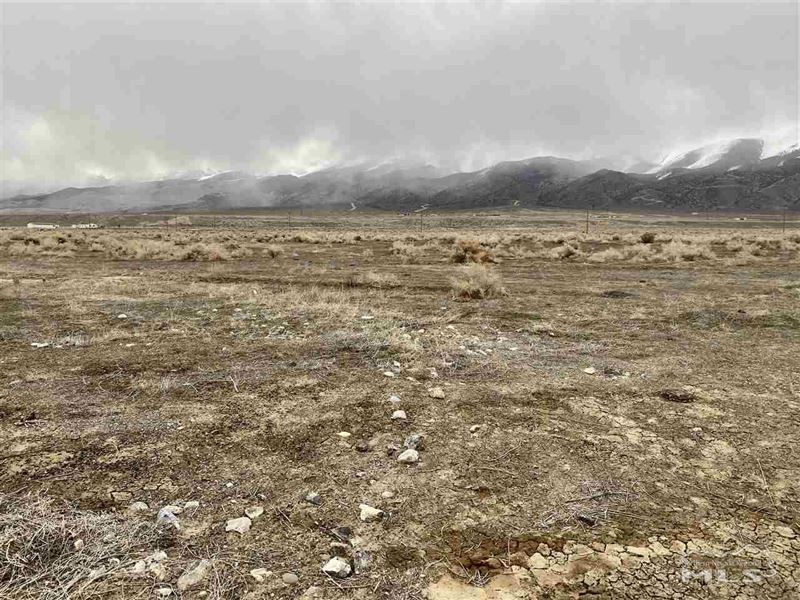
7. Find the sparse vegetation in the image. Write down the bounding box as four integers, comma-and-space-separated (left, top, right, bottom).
0, 210, 798, 599
450, 263, 505, 299
449, 239, 495, 264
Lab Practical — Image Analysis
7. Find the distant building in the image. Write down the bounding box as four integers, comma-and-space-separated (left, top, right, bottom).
71, 223, 102, 229
26, 223, 60, 230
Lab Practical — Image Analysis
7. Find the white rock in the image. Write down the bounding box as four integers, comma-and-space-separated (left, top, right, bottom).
321, 556, 352, 578
428, 387, 445, 399
73, 539, 85, 551
391, 410, 407, 421
177, 559, 211, 591
528, 553, 548, 570
388, 395, 401, 403
336, 431, 351, 439
250, 568, 272, 582
583, 367, 597, 374
470, 424, 482, 433
381, 491, 395, 499
282, 572, 299, 585
359, 504, 384, 522
245, 505, 264, 520
128, 501, 149, 513
161, 504, 183, 515
183, 500, 200, 511
397, 448, 419, 463
383, 371, 396, 377
30, 342, 50, 348
117, 313, 128, 319
225, 516, 252, 534
156, 588, 172, 597
305, 491, 322, 505
156, 507, 180, 529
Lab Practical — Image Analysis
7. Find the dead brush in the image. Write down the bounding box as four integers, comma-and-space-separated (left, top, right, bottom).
344, 271, 399, 289
537, 480, 635, 530
450, 264, 506, 299
0, 492, 164, 600
449, 239, 496, 264
391, 241, 424, 264
263, 244, 283, 258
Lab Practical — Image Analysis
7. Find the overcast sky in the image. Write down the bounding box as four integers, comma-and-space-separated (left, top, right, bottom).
1, 1, 798, 191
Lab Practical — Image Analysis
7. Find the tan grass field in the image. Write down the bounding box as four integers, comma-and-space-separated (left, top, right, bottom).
0, 210, 798, 599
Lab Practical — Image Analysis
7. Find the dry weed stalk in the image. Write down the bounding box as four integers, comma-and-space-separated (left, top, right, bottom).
0, 492, 163, 600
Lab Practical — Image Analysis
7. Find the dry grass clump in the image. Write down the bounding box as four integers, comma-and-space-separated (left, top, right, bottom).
660, 240, 713, 261
178, 243, 251, 261
0, 492, 163, 600
391, 241, 425, 264
449, 239, 496, 264
639, 231, 657, 244
345, 271, 399, 289
450, 264, 506, 299
263, 244, 283, 258
548, 242, 584, 260
587, 244, 659, 263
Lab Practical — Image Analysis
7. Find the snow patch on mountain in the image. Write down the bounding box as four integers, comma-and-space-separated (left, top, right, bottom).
760, 126, 799, 159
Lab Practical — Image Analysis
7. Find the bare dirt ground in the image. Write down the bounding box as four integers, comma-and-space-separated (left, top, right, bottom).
1, 210, 798, 600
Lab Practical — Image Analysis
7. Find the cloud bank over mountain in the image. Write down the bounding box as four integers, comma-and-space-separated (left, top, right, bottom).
1, 1, 797, 195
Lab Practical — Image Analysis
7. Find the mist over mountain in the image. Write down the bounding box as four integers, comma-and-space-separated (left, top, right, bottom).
2, 137, 797, 214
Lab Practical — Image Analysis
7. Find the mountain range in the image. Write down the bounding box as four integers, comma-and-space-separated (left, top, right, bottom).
2, 137, 798, 213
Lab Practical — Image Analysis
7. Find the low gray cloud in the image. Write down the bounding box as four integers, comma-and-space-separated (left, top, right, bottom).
2, 1, 797, 191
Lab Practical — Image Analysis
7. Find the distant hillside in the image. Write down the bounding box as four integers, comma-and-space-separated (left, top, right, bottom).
2, 138, 798, 213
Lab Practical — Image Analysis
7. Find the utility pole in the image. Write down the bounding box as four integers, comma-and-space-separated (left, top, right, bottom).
584, 204, 592, 235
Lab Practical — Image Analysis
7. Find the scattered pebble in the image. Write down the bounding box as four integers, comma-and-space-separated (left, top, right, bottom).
388, 395, 401, 404
397, 448, 419, 463
391, 410, 407, 421
245, 505, 264, 520
381, 490, 395, 499
428, 387, 445, 399
355, 441, 370, 452
336, 431, 351, 439
322, 556, 352, 578
359, 504, 384, 522
156, 587, 172, 597
156, 507, 180, 529
183, 500, 200, 511
282, 572, 299, 585
128, 501, 149, 513
403, 433, 424, 450
330, 526, 353, 542
225, 516, 252, 534
305, 491, 322, 505
117, 314, 128, 319
250, 568, 272, 583
583, 367, 597, 375
470, 424, 482, 433
177, 559, 211, 591
73, 539, 85, 551
383, 371, 396, 377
